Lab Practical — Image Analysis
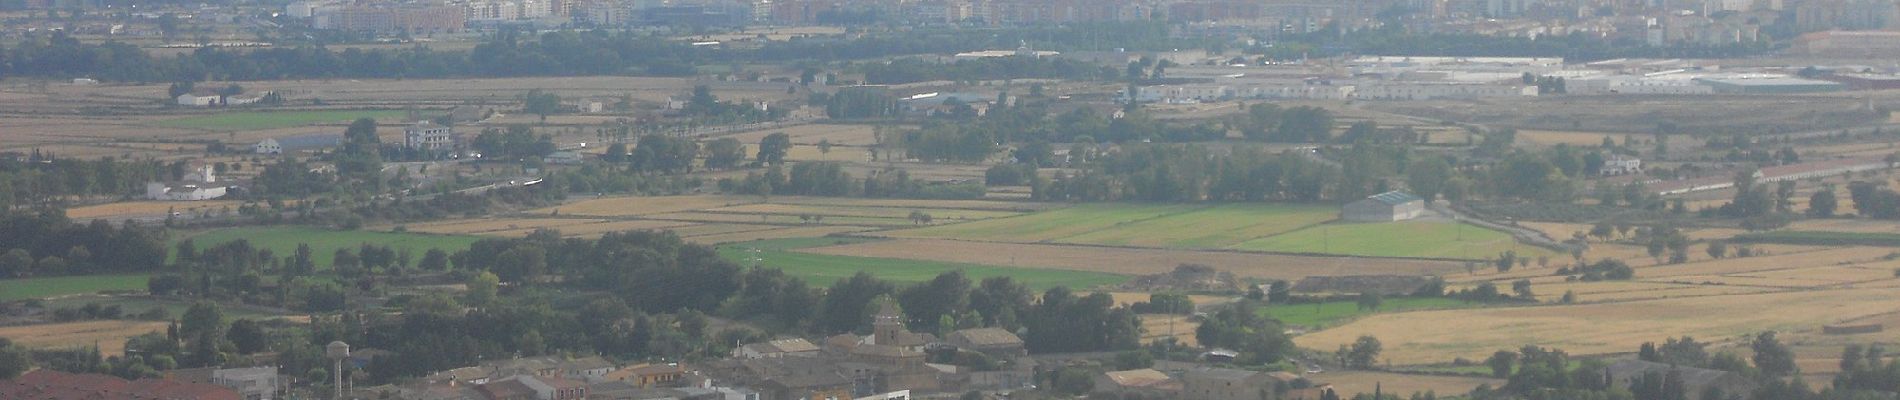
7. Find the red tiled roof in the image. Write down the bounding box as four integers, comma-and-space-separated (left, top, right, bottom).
0, 370, 240, 400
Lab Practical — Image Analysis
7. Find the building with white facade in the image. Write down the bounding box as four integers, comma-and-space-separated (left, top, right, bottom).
404, 122, 456, 151
146, 163, 227, 201
1352, 82, 1537, 100
1600, 154, 1643, 175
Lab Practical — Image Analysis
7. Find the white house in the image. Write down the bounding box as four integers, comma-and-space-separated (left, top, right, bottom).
402, 122, 455, 151
1600, 154, 1643, 175
254, 135, 343, 154
176, 94, 220, 106
146, 163, 228, 201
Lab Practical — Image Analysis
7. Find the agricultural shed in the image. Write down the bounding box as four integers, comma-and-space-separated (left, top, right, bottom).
1605, 360, 1757, 400
1343, 191, 1425, 222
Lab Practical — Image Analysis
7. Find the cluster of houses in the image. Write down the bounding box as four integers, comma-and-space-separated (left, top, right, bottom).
0, 366, 280, 400
352, 301, 1033, 400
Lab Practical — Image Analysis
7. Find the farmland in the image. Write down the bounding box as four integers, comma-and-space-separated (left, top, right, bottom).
1294, 286, 1900, 365
178, 226, 482, 268
149, 109, 407, 131
1263, 297, 1480, 328
0, 274, 150, 301
716, 238, 1128, 289
66, 200, 242, 221
0, 320, 171, 356
885, 203, 1337, 247
1232, 220, 1550, 260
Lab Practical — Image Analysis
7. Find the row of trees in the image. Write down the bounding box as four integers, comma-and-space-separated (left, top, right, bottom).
722, 163, 986, 200
0, 211, 168, 278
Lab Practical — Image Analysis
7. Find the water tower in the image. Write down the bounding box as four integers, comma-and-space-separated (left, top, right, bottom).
325, 341, 350, 400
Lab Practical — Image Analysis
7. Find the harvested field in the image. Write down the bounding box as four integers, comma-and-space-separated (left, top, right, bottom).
1518, 130, 1624, 146
1746, 263, 1900, 283
1789, 219, 1900, 234
784, 144, 871, 162
1573, 285, 1779, 302
1319, 371, 1503, 398
400, 218, 605, 235
722, 124, 882, 146
66, 200, 241, 220
532, 220, 701, 238
1519, 222, 1592, 241
1636, 247, 1889, 278
799, 238, 1466, 281
1295, 287, 1900, 365
687, 225, 878, 245
667, 223, 786, 237
0, 320, 170, 356
150, 109, 406, 131
882, 203, 1205, 243
534, 195, 760, 217
1138, 314, 1201, 346
1233, 221, 1552, 261
652, 212, 912, 227
705, 203, 1022, 220
1052, 203, 1337, 248
771, 196, 1052, 211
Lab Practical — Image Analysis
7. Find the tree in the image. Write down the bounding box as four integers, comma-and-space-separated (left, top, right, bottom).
1407, 156, 1453, 201
0, 249, 31, 277
1487, 350, 1518, 378
1752, 331, 1797, 377
0, 343, 30, 380
226, 319, 266, 354
522, 89, 562, 121
180, 302, 224, 340
1808, 189, 1837, 217
466, 271, 499, 306
758, 132, 792, 165
817, 139, 834, 160
704, 138, 747, 169
1356, 292, 1384, 311
1512, 279, 1534, 300
1705, 241, 1727, 259
419, 249, 449, 271
1347, 335, 1382, 369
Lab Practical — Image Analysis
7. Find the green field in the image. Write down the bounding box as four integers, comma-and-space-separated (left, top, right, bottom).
887, 203, 1336, 249
717, 238, 1128, 290
178, 226, 482, 268
1054, 203, 1338, 248
0, 274, 151, 301
1264, 297, 1476, 328
1231, 221, 1549, 261
151, 109, 406, 131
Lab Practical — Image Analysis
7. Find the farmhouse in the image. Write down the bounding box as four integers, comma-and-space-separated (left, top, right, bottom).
1342, 191, 1426, 222
146, 162, 228, 201
1600, 154, 1642, 176
1094, 368, 1179, 397
1605, 360, 1757, 400
177, 93, 221, 106
255, 134, 343, 154
403, 121, 457, 151
734, 338, 821, 359
1181, 368, 1275, 400
943, 327, 1026, 358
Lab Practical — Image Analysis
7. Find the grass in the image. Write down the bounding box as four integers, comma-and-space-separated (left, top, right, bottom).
717, 238, 1129, 290
1263, 297, 1477, 328
1231, 221, 1551, 261
176, 226, 483, 269
150, 109, 406, 131
0, 274, 150, 301
1732, 230, 1900, 247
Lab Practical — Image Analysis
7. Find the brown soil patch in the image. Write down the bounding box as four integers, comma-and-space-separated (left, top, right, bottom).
0, 320, 169, 356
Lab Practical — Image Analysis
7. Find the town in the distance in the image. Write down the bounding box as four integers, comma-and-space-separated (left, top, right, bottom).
4, 0, 1900, 399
